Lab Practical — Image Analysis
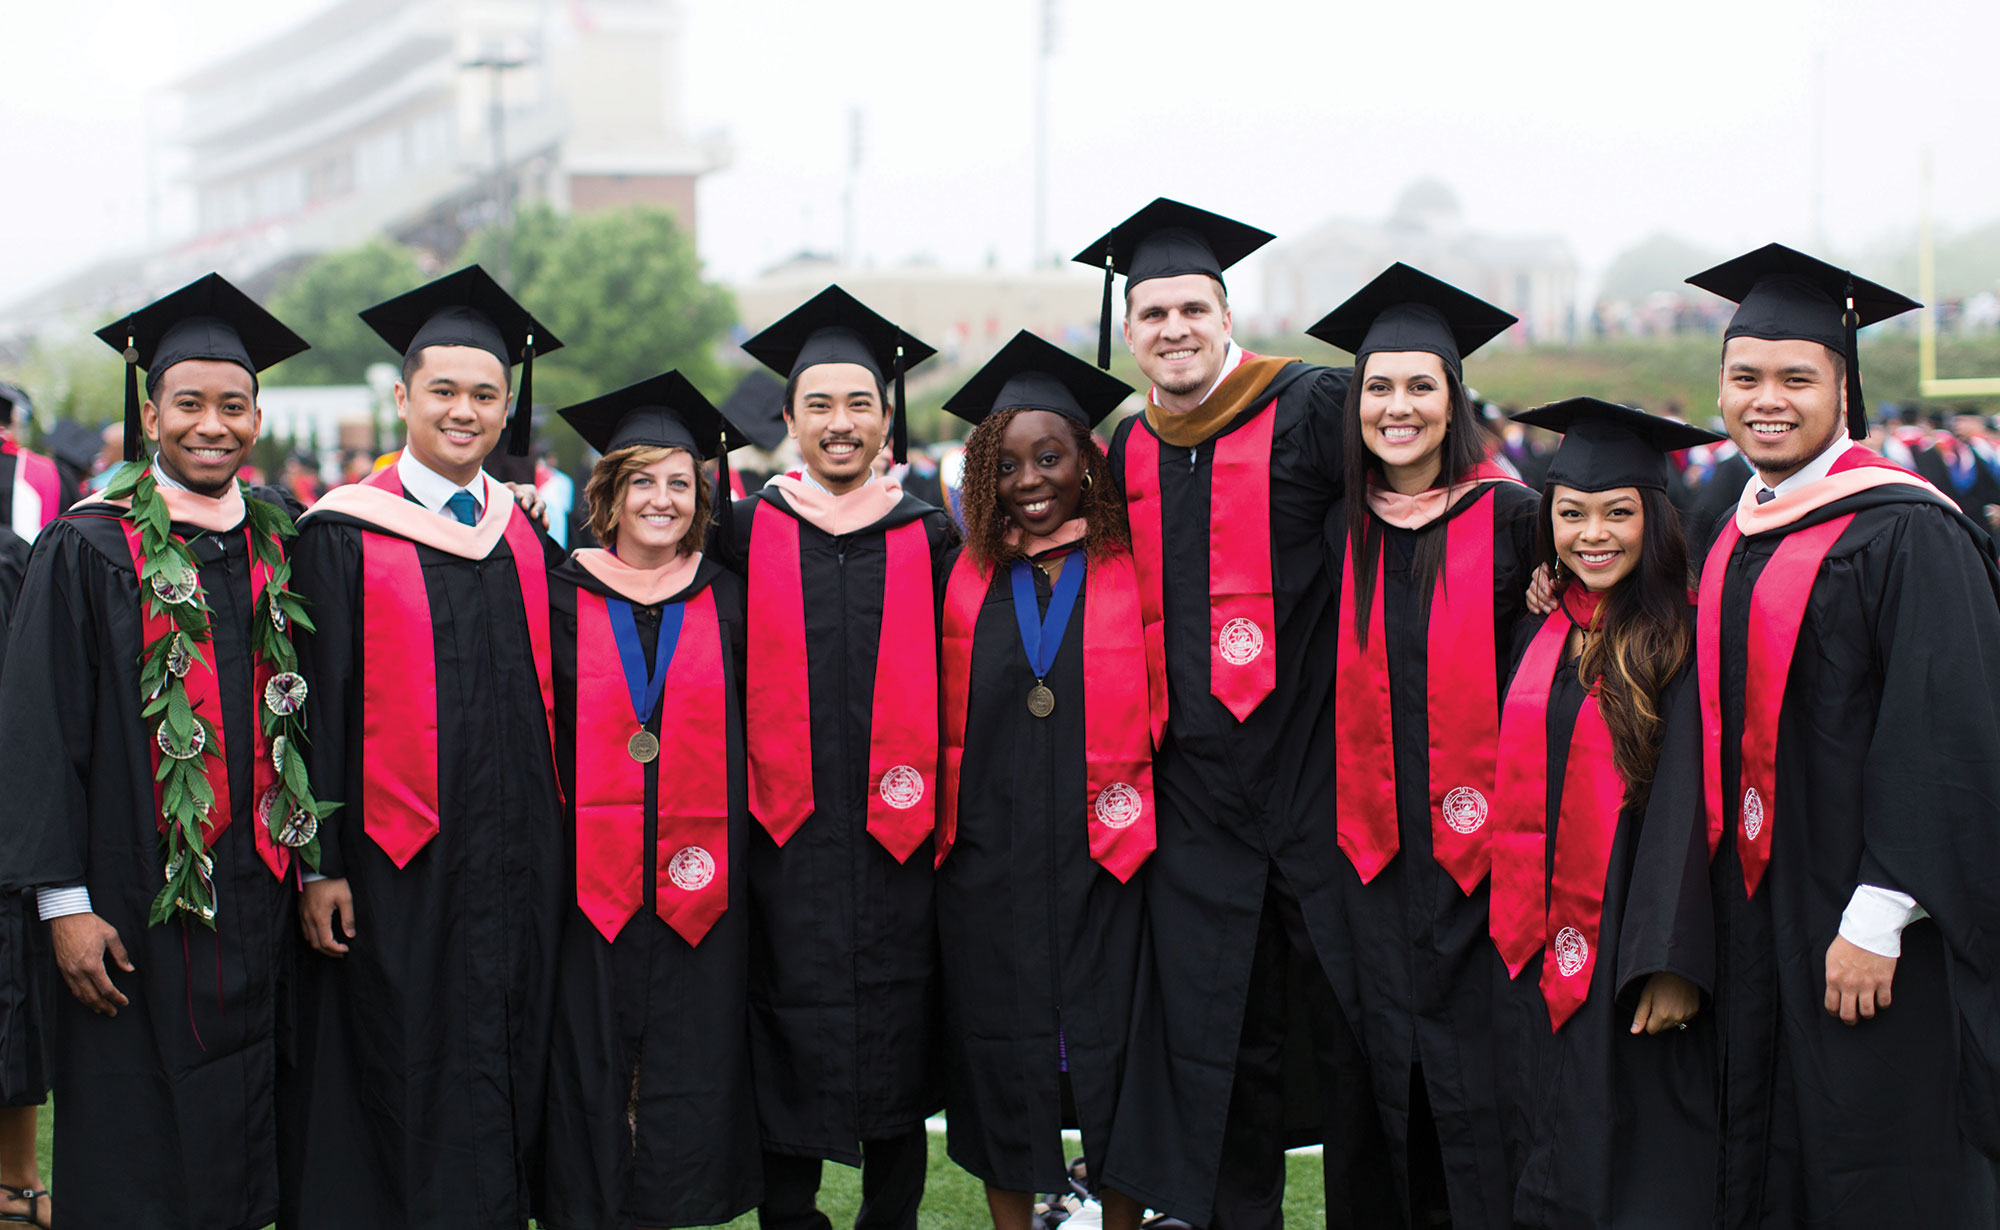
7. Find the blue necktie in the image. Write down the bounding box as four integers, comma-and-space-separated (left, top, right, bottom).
445, 489, 480, 526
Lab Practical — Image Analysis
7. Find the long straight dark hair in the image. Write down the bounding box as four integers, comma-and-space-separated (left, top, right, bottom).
1533, 484, 1692, 810
1340, 357, 1491, 648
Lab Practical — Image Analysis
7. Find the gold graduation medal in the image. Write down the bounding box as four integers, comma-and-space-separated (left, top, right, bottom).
628, 729, 660, 763
1027, 683, 1056, 719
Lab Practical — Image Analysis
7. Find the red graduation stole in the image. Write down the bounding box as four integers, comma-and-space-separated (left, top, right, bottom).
1491, 601, 1626, 1031
1122, 399, 1277, 726
1695, 449, 1942, 896
122, 520, 290, 881
572, 586, 728, 945
743, 501, 938, 862
355, 466, 555, 868
1334, 478, 1510, 893
6, 440, 61, 535
936, 548, 1156, 882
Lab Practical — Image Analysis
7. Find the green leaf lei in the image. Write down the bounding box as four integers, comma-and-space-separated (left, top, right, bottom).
105, 461, 337, 927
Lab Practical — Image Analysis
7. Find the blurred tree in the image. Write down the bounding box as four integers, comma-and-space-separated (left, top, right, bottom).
511, 204, 737, 414
457, 202, 566, 296
264, 239, 425, 385
1598, 232, 1724, 306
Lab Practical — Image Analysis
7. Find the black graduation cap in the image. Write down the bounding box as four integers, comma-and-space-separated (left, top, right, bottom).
1071, 198, 1275, 370
1305, 263, 1517, 380
45, 421, 103, 474
942, 330, 1134, 431
94, 272, 310, 462
740, 285, 937, 464
560, 370, 737, 509
1511, 398, 1724, 493
717, 368, 789, 451
1685, 243, 1920, 441
359, 265, 564, 458
0, 382, 30, 423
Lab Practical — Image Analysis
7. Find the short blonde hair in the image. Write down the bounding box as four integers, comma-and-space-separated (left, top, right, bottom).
582, 444, 710, 555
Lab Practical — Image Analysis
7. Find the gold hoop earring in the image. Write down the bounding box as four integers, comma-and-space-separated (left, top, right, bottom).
1081, 471, 1093, 492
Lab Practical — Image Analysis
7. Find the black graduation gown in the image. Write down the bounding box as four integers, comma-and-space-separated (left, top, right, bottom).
1491, 663, 1716, 1230
1687, 453, 1751, 554
1913, 442, 2000, 523
1097, 361, 1365, 1224
0, 526, 50, 1109
279, 504, 567, 1230
540, 556, 762, 1229
1705, 488, 2000, 1228
0, 497, 296, 1230
934, 544, 1144, 1194
1319, 481, 1539, 1230
714, 488, 951, 1163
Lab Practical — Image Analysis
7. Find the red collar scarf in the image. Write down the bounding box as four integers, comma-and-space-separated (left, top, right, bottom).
743, 499, 938, 862
1122, 399, 1277, 729
572, 585, 728, 945
1335, 471, 1517, 893
344, 465, 555, 867
1491, 607, 1626, 1030
5, 440, 60, 537
936, 548, 1157, 881
121, 520, 292, 882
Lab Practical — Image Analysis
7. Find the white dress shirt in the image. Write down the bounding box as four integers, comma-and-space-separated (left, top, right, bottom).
1749, 434, 1929, 957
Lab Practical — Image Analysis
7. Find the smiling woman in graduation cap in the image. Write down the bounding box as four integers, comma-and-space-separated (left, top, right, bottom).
0, 273, 316, 1230
1684, 244, 2000, 1229
932, 331, 1154, 1230
281, 265, 569, 1230
714, 286, 952, 1228
1485, 398, 1721, 1229
1306, 261, 1536, 1228
535, 373, 761, 1229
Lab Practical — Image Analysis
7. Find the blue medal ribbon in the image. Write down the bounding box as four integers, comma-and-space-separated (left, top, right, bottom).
1010, 556, 1085, 681
607, 597, 684, 728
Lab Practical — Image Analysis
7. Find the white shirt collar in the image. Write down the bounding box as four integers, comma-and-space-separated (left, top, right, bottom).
1148, 340, 1245, 407
150, 455, 189, 492
397, 448, 489, 515
1747, 432, 1855, 501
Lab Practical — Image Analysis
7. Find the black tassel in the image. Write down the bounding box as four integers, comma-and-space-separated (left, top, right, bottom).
122, 326, 142, 463
715, 425, 733, 506
1097, 242, 1114, 370
1843, 278, 1865, 440
508, 335, 535, 457
892, 335, 908, 465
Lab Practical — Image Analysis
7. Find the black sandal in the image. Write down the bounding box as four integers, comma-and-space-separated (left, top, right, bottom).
0, 1182, 49, 1229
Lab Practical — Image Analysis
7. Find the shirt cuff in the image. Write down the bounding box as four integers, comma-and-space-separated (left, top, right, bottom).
301, 872, 327, 883
36, 886, 93, 920
1839, 883, 1930, 958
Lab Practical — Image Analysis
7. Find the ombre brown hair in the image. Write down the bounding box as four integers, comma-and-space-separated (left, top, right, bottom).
583, 444, 711, 556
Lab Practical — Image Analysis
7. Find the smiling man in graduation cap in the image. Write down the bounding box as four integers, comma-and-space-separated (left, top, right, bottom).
280, 266, 568, 1230
717, 285, 951, 1230
1686, 244, 2000, 1227
0, 273, 318, 1229
1071, 200, 1386, 1229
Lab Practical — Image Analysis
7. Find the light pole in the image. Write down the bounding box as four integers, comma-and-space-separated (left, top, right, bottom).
462, 49, 532, 287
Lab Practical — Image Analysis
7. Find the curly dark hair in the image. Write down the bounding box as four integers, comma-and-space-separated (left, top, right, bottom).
957, 407, 1128, 572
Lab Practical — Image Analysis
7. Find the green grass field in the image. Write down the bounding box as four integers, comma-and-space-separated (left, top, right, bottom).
30, 1106, 1328, 1228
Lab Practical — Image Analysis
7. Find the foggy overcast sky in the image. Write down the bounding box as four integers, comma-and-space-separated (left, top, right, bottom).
6, 0, 1997, 299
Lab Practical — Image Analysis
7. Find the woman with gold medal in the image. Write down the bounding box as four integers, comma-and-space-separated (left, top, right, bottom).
537, 373, 760, 1229
934, 332, 1160, 1230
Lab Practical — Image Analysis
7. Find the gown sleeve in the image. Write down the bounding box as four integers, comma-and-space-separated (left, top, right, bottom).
0, 524, 103, 892
1614, 668, 1715, 999
290, 521, 362, 881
